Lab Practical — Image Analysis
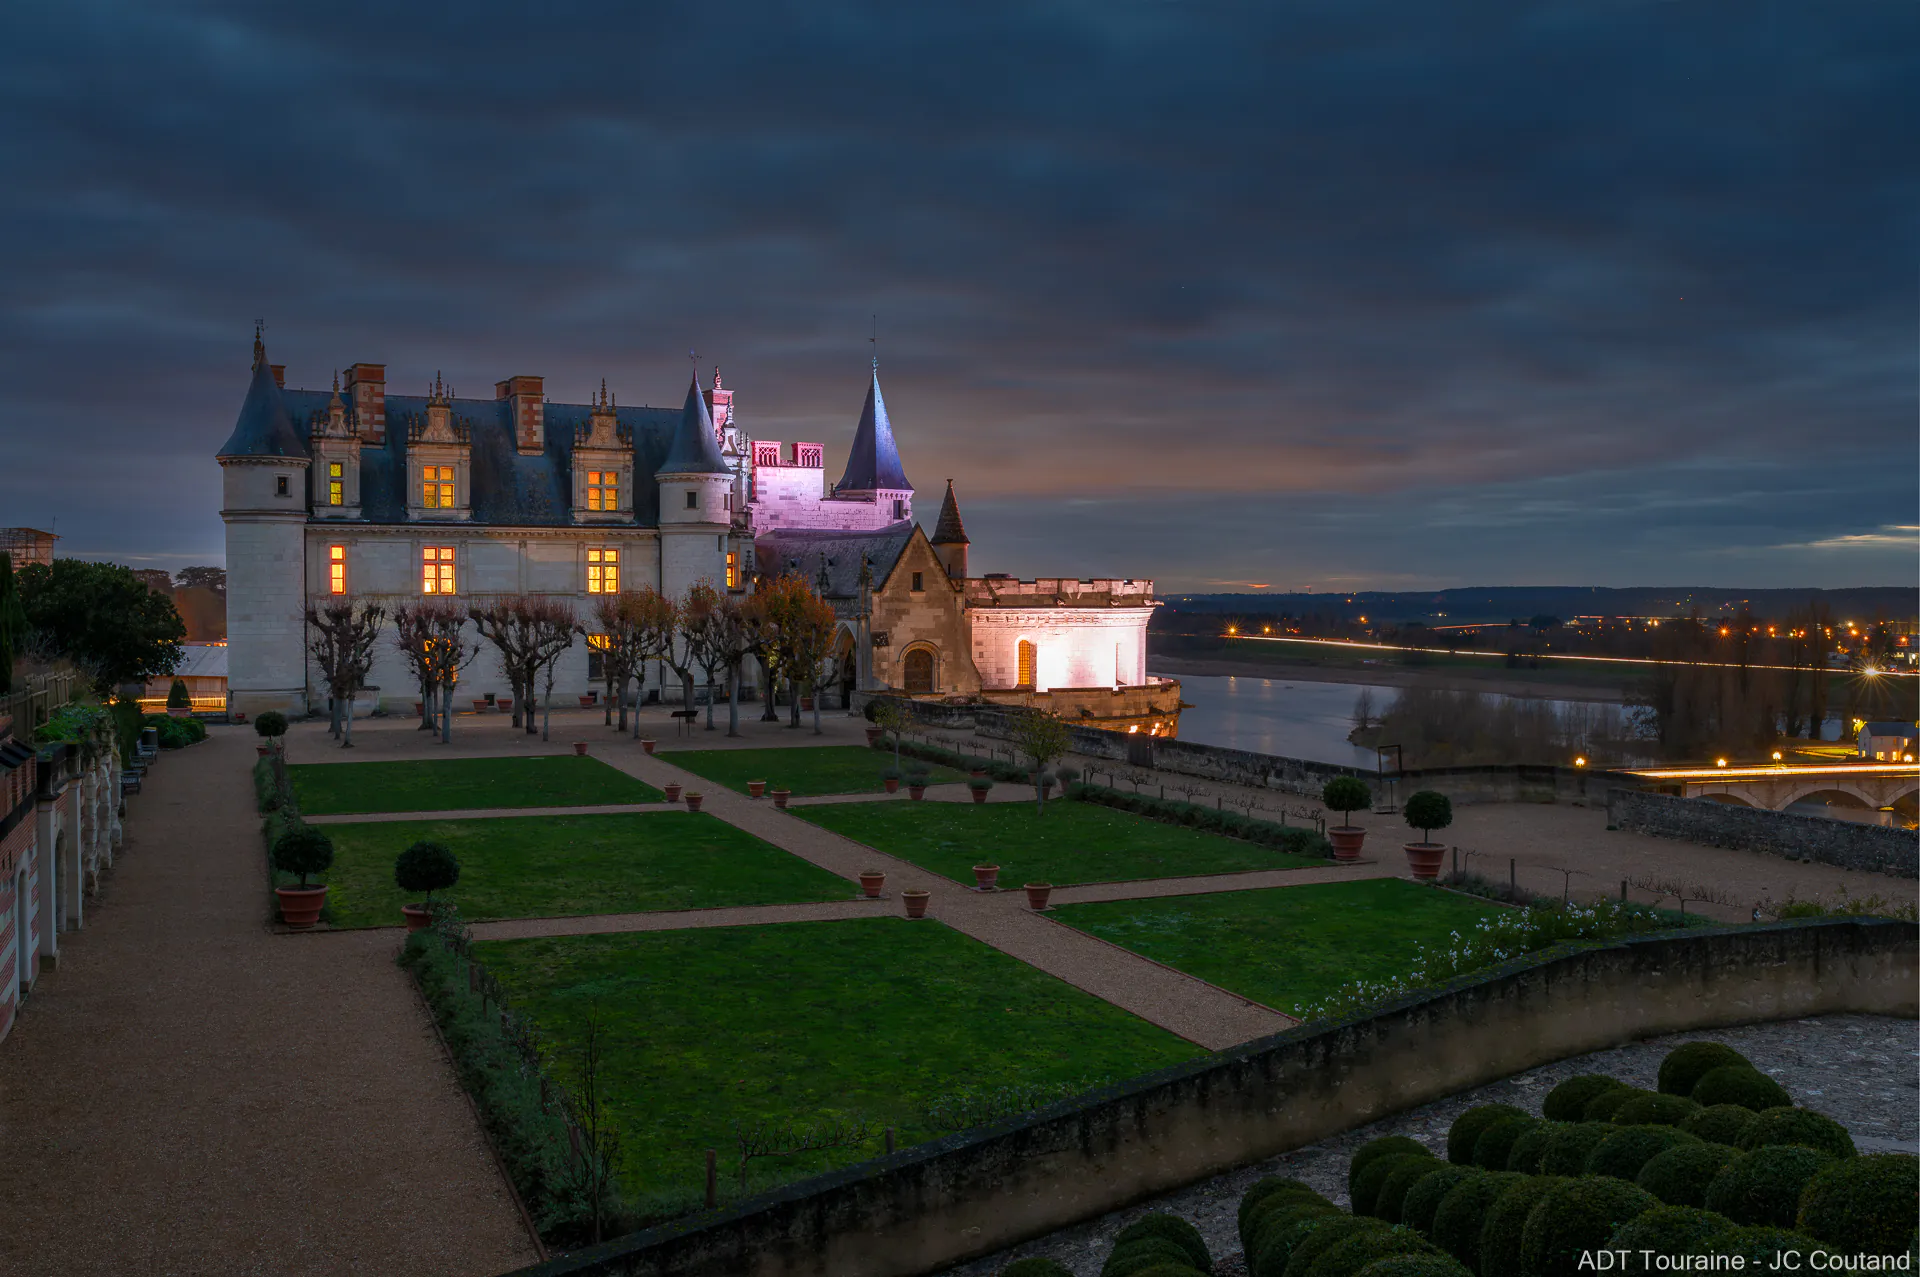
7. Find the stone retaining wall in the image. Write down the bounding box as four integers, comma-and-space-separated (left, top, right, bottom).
1607, 788, 1918, 878
503, 918, 1918, 1277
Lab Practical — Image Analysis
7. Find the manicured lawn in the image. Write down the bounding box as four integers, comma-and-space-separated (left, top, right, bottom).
477, 917, 1199, 1206
319, 812, 849, 927
659, 745, 966, 796
794, 799, 1324, 886
290, 755, 661, 815
1052, 879, 1507, 1014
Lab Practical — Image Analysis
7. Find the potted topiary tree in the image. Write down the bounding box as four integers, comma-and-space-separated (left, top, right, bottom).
273, 826, 334, 928
1322, 776, 1372, 860
968, 776, 993, 804
905, 766, 930, 800
166, 677, 193, 717
395, 839, 461, 931
1402, 789, 1452, 879
881, 766, 902, 795
254, 710, 288, 758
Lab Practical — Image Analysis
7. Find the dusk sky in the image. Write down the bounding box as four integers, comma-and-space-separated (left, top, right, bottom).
2, 2, 1914, 592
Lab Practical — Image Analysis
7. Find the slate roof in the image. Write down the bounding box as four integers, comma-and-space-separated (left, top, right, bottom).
835, 365, 912, 493
217, 348, 310, 461
753, 526, 915, 599
659, 375, 732, 476
1861, 722, 1918, 737
930, 479, 968, 545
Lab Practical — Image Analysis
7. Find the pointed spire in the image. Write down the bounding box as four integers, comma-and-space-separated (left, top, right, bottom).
217, 333, 308, 460
659, 372, 732, 475
931, 479, 969, 545
835, 362, 913, 494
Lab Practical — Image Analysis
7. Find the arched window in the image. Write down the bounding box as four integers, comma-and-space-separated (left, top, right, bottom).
1016, 640, 1036, 688
903, 647, 936, 694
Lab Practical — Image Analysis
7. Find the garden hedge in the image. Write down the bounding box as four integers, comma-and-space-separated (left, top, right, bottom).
1446, 1105, 1526, 1165
1543, 1074, 1626, 1122
1251, 1208, 1347, 1277
1428, 1172, 1525, 1271
1582, 1086, 1648, 1123
1375, 1158, 1445, 1225
1735, 1107, 1857, 1160
1351, 1257, 1471, 1277
1399, 1166, 1479, 1235
1112, 1215, 1211, 1273
1518, 1177, 1659, 1277
1635, 1141, 1741, 1209
1350, 1137, 1431, 1196
1068, 780, 1330, 858
1002, 1261, 1073, 1277
1610, 1092, 1702, 1128
1605, 1206, 1737, 1268
1682, 1104, 1761, 1147
1280, 1217, 1390, 1277
1240, 1177, 1329, 1245
1658, 1042, 1751, 1096
1795, 1153, 1920, 1254
1690, 1065, 1792, 1112
1704, 1145, 1834, 1228
1696, 1226, 1837, 1267
1476, 1175, 1571, 1277
1586, 1125, 1701, 1181
1471, 1117, 1540, 1172
1502, 1122, 1562, 1175
1300, 1227, 1438, 1277
1104, 1237, 1201, 1277
1354, 1154, 1436, 1219
1540, 1123, 1617, 1177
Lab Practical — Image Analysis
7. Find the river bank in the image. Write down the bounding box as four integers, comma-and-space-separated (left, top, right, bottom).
1147, 652, 1629, 704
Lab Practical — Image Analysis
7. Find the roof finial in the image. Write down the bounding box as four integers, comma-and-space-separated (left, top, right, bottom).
251, 321, 265, 369
870, 313, 878, 372
689, 348, 698, 381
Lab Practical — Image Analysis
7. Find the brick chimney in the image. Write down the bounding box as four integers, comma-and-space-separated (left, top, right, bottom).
345, 362, 387, 443
497, 375, 545, 455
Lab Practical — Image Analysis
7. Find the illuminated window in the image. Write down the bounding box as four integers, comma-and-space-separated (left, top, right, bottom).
422, 465, 455, 509
587, 547, 619, 593
422, 546, 456, 594
328, 544, 346, 594
328, 461, 344, 506
587, 470, 618, 511
586, 632, 610, 681
276, 475, 289, 497
1017, 640, 1036, 688
725, 551, 739, 589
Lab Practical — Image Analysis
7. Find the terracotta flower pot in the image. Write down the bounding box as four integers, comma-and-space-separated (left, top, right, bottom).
256, 744, 272, 757
772, 789, 790, 810
663, 783, 683, 803
1023, 883, 1053, 912
401, 904, 432, 933
167, 706, 190, 718
1404, 841, 1446, 881
579, 695, 596, 708
685, 793, 703, 812
865, 726, 884, 745
903, 889, 930, 919
748, 780, 766, 798
970, 787, 989, 804
883, 777, 900, 794
275, 885, 328, 929
970, 768, 987, 780
800, 696, 814, 712
573, 742, 589, 756
473, 700, 490, 713
859, 871, 885, 898
907, 784, 927, 800
641, 739, 657, 755
973, 865, 1000, 890
413, 701, 425, 716
1328, 826, 1367, 861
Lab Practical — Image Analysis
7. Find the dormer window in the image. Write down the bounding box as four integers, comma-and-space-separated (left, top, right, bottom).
587, 470, 618, 511
423, 466, 455, 509
328, 462, 344, 506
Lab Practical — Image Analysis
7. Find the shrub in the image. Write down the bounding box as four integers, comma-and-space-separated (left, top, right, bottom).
1503, 1122, 1562, 1175
1605, 1206, 1738, 1270
1376, 1159, 1444, 1224
1351, 1258, 1471, 1277
1446, 1105, 1526, 1165
1302, 1227, 1438, 1277
1541, 1122, 1617, 1177
1429, 1172, 1524, 1271
1543, 1074, 1627, 1122
969, 777, 994, 793
1070, 780, 1330, 859
1611, 1092, 1701, 1127
1054, 764, 1081, 784
1240, 1177, 1327, 1243
1705, 1145, 1834, 1227
1583, 1086, 1649, 1122
1002, 1261, 1074, 1277
1696, 1226, 1838, 1267
1636, 1141, 1741, 1208
271, 826, 333, 886
1471, 1116, 1540, 1171
1112, 1215, 1211, 1273
1476, 1175, 1571, 1277
253, 709, 288, 739
395, 840, 461, 906
1351, 1137, 1432, 1194
1399, 1166, 1479, 1235
1682, 1104, 1760, 1146
1282, 1216, 1389, 1277
1658, 1041, 1751, 1096
1355, 1154, 1436, 1218
1690, 1065, 1791, 1112
1796, 1153, 1919, 1254
1587, 1125, 1702, 1180
1249, 1206, 1345, 1277
1402, 791, 1451, 843
1322, 776, 1371, 819
1735, 1107, 1857, 1160
253, 755, 283, 813
1104, 1237, 1198, 1277
166, 677, 191, 708
1518, 1177, 1660, 1277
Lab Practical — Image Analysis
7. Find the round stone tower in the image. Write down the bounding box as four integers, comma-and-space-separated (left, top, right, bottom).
656, 374, 733, 601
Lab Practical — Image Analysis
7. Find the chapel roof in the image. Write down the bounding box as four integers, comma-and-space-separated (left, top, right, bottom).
754, 525, 916, 599
216, 335, 310, 461
835, 363, 912, 493
930, 479, 969, 545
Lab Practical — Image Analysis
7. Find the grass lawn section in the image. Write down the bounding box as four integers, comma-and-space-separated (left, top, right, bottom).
290, 754, 661, 815
1053, 878, 1506, 1013
794, 798, 1323, 886
320, 811, 848, 927
660, 745, 966, 796
477, 917, 1199, 1206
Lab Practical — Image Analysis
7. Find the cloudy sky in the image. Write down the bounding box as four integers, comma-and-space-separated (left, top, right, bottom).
2, 1, 1913, 592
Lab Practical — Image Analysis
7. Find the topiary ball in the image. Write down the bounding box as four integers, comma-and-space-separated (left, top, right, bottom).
1250, 1208, 1347, 1277
1518, 1177, 1660, 1277
1112, 1215, 1211, 1273
1400, 1166, 1480, 1236
1352, 1256, 1472, 1277
394, 839, 460, 899
1697, 1225, 1838, 1267
1586, 1125, 1702, 1181
1355, 1154, 1437, 1219
1477, 1175, 1572, 1277
1503, 1121, 1563, 1175
1103, 1237, 1195, 1277
253, 709, 288, 738
1003, 1260, 1075, 1277
1446, 1105, 1526, 1165
1658, 1041, 1751, 1096
1247, 1201, 1341, 1266
1302, 1227, 1438, 1277
1682, 1104, 1761, 1146
1110, 1265, 1200, 1277
1635, 1141, 1741, 1208
1583, 1086, 1650, 1123
1376, 1159, 1445, 1225
1607, 1205, 1738, 1267
1691, 1065, 1792, 1113
1736, 1107, 1857, 1161
1611, 1092, 1702, 1128
272, 825, 335, 882
1705, 1145, 1835, 1228
1471, 1116, 1540, 1171
1282, 1216, 1390, 1277
1796, 1153, 1920, 1254
1541, 1122, 1617, 1177
1350, 1137, 1432, 1197
1544, 1074, 1627, 1122
1429, 1172, 1525, 1271
1241, 1178, 1328, 1246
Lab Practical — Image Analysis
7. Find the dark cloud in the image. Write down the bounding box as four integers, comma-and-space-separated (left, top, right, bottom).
0, 0, 1913, 588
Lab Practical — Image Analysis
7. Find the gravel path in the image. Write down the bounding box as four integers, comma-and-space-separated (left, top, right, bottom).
940, 1013, 1920, 1277
0, 727, 539, 1277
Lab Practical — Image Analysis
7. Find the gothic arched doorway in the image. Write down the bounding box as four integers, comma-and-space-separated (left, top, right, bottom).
903, 647, 936, 694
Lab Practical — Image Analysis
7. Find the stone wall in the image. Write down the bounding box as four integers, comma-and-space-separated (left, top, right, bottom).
1608, 789, 1918, 878
501, 919, 1919, 1277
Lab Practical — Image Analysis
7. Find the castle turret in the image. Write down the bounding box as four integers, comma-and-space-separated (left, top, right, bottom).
930, 479, 969, 579
217, 329, 311, 715
834, 361, 914, 524
657, 373, 733, 600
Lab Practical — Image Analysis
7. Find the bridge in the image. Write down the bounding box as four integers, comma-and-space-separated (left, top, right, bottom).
1617, 761, 1920, 816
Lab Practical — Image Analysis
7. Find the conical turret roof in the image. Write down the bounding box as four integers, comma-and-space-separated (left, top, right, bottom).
216, 333, 308, 460
658, 373, 731, 475
836, 362, 912, 493
930, 479, 969, 545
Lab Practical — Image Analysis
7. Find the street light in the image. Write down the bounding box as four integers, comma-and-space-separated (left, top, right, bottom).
1715, 758, 1729, 768
1771, 750, 1783, 762
1573, 756, 1588, 768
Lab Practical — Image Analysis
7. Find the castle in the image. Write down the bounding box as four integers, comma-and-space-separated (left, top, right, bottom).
217, 333, 1182, 733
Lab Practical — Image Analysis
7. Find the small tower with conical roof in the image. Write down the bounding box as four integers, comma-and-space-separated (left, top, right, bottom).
657, 373, 734, 601
833, 359, 914, 524
930, 480, 969, 580
216, 328, 312, 714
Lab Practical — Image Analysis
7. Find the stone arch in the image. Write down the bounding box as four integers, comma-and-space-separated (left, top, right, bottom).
1792, 787, 1875, 810
902, 643, 938, 695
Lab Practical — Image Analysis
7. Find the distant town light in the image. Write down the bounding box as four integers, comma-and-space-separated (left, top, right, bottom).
1573, 756, 1588, 768
1771, 750, 1783, 762
1128, 725, 1138, 734
1715, 758, 1729, 767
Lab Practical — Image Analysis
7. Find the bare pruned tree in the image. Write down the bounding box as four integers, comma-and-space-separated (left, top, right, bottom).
393, 600, 479, 743
470, 596, 577, 738
306, 597, 386, 748
731, 1116, 872, 1192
